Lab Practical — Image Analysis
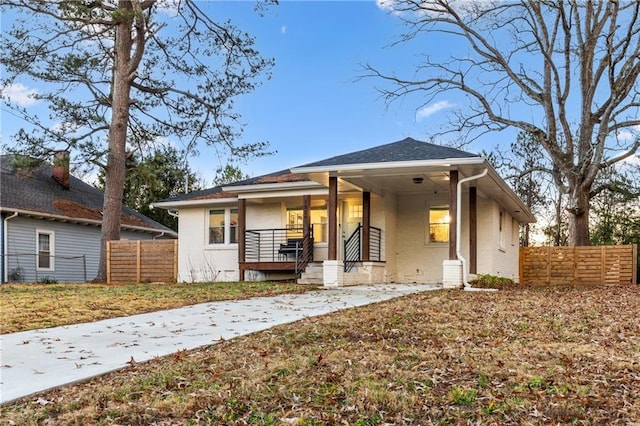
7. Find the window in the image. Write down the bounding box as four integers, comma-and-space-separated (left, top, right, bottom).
209, 209, 225, 244
499, 209, 506, 249
348, 204, 363, 220
208, 208, 238, 245
429, 205, 450, 243
286, 203, 328, 243
36, 230, 54, 270
230, 209, 238, 244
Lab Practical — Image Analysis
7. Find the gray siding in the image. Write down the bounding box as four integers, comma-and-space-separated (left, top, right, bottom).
4, 216, 154, 283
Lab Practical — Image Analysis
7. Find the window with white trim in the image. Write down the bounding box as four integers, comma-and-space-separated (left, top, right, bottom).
499, 209, 506, 249
428, 205, 450, 243
36, 229, 54, 270
208, 208, 238, 245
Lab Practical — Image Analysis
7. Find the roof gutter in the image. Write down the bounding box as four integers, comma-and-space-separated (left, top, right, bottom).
291, 156, 486, 174
151, 197, 238, 210
3, 211, 18, 283
222, 180, 323, 193
455, 168, 496, 291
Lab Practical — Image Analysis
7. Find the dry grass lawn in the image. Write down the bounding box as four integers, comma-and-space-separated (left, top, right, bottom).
2, 284, 640, 425
0, 281, 316, 334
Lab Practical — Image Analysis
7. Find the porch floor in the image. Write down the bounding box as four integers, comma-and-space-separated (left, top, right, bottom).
240, 261, 297, 272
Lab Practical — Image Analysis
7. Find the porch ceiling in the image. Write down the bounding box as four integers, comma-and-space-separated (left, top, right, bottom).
300, 162, 536, 224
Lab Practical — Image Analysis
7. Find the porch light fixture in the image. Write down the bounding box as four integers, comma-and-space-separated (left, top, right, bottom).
413, 177, 424, 184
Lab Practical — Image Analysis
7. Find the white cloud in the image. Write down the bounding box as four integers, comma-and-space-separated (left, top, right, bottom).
617, 130, 637, 141
416, 100, 454, 120
281, 25, 287, 35
376, 0, 397, 12
377, 0, 505, 19
1, 83, 39, 107
155, 0, 180, 17
617, 130, 634, 141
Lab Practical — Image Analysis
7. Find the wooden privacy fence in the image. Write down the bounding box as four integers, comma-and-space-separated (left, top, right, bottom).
107, 240, 177, 284
519, 245, 637, 285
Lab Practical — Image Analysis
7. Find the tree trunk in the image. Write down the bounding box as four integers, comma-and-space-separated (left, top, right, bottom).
567, 186, 591, 247
93, 3, 134, 282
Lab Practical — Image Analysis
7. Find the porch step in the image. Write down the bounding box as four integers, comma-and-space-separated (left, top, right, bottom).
297, 262, 382, 286
297, 262, 324, 285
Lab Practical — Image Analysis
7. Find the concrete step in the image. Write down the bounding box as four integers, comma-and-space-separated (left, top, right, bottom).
297, 263, 324, 285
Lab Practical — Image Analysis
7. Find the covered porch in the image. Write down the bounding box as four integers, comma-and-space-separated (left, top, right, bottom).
233, 167, 481, 287
237, 192, 384, 284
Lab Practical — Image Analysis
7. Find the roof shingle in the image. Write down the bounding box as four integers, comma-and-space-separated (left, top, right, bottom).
0, 155, 173, 233
298, 137, 478, 168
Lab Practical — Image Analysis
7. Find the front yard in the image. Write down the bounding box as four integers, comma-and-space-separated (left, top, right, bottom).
2, 284, 639, 424
0, 281, 317, 334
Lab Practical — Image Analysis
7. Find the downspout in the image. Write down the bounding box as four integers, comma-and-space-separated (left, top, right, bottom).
3, 211, 18, 283
456, 169, 488, 289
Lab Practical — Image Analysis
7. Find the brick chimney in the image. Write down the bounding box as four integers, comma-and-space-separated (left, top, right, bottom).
52, 150, 70, 190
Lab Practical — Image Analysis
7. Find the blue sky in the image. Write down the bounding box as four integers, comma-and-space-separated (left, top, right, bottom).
198, 0, 495, 180
0, 1, 510, 184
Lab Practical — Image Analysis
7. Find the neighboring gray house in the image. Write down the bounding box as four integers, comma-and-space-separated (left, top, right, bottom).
0, 153, 177, 283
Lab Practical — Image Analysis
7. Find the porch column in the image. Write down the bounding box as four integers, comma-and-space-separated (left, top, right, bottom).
238, 198, 246, 281
469, 186, 477, 274
449, 170, 458, 260
302, 195, 311, 260
362, 191, 370, 261
328, 176, 338, 260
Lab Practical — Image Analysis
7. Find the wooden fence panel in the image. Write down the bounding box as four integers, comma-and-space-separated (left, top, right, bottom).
519, 245, 637, 285
107, 240, 177, 284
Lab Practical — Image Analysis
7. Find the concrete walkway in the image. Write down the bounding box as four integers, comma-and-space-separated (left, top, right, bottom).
0, 284, 439, 405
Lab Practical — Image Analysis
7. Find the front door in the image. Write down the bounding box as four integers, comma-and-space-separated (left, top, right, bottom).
340, 200, 362, 260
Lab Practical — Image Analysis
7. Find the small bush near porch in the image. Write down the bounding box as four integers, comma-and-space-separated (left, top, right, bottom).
3, 285, 640, 424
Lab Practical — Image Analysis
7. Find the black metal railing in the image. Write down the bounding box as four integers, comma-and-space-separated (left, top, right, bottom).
244, 226, 313, 276
343, 224, 383, 273
295, 231, 314, 278
370, 226, 382, 262
344, 226, 362, 273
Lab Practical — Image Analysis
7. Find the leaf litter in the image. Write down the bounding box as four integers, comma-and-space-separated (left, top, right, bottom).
2, 284, 639, 425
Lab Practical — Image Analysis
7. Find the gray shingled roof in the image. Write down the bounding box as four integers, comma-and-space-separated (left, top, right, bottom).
298, 137, 479, 168
0, 155, 174, 234
157, 169, 308, 203
158, 185, 230, 203
156, 138, 479, 204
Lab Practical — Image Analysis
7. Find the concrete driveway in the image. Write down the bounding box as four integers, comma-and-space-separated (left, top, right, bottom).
0, 284, 439, 405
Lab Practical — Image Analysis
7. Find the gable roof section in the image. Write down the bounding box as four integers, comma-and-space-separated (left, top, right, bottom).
298, 137, 478, 168
154, 169, 316, 207
0, 155, 176, 236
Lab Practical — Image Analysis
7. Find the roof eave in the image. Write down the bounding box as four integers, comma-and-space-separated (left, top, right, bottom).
291, 157, 485, 174
222, 180, 324, 193
151, 197, 239, 209
484, 167, 537, 224
0, 207, 176, 237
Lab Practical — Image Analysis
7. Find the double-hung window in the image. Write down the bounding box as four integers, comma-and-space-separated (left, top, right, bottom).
36, 229, 54, 270
208, 208, 238, 245
499, 209, 506, 250
428, 205, 450, 243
